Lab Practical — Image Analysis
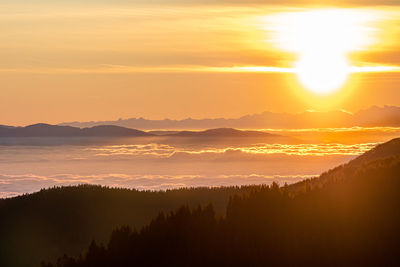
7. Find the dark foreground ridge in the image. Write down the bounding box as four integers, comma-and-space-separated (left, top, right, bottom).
1, 138, 399, 266
0, 186, 255, 267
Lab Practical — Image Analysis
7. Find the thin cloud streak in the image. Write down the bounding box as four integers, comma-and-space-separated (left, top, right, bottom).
86, 142, 379, 158
0, 64, 398, 74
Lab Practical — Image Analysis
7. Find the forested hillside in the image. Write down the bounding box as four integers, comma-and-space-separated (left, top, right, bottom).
0, 186, 255, 267
48, 153, 400, 266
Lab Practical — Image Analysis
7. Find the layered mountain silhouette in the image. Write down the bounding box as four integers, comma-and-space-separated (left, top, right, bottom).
0, 124, 151, 137
59, 105, 400, 130
0, 124, 284, 139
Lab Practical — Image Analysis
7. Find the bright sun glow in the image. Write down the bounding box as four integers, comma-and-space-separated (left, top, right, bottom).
295, 53, 350, 94
268, 9, 376, 94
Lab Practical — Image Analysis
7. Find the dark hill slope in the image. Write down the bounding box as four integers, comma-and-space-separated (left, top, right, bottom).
0, 186, 255, 267
350, 137, 400, 164
289, 137, 400, 193
50, 145, 400, 266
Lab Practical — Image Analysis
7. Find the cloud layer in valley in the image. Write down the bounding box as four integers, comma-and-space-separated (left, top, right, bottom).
0, 137, 379, 197
0, 173, 315, 198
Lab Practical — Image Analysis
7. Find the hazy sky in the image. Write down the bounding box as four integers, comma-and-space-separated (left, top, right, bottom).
1, 1, 400, 125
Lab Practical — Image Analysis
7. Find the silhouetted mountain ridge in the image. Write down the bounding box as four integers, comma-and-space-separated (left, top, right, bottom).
58, 105, 400, 130
0, 124, 284, 139
0, 124, 151, 137
289, 137, 400, 193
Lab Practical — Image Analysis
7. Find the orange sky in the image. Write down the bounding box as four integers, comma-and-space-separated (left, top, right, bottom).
1, 2, 400, 125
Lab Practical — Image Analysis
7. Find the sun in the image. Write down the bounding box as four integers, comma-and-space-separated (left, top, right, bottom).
268, 9, 376, 94
295, 53, 350, 94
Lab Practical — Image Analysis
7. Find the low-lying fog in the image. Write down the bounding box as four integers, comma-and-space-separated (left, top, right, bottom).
1, 127, 399, 198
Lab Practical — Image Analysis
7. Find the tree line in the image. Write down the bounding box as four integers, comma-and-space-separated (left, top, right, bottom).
45, 155, 400, 266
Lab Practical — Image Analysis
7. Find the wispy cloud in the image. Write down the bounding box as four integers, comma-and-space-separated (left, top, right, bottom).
259, 126, 400, 133
0, 64, 399, 74
5, 1, 400, 7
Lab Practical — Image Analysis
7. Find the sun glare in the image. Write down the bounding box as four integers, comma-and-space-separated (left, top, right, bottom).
295, 53, 350, 94
268, 9, 376, 94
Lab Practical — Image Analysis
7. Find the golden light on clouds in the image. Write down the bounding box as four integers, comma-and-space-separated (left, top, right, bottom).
87, 142, 378, 157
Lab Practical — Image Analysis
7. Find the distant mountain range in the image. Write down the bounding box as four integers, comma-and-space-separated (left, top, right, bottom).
0, 124, 281, 139
0, 124, 151, 137
57, 105, 400, 130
